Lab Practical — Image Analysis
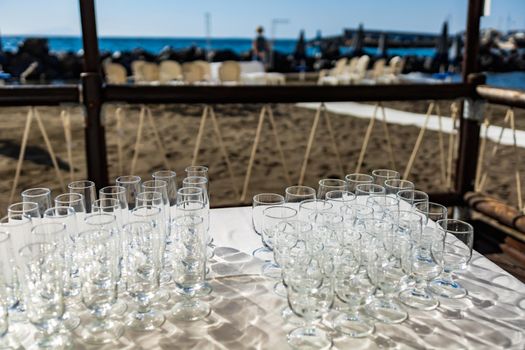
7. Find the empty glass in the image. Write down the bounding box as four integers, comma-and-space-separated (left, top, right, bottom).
284, 186, 316, 210
345, 173, 373, 193
325, 191, 356, 213
142, 180, 170, 224
397, 189, 429, 207
182, 176, 210, 231
317, 179, 346, 199
354, 184, 386, 197
54, 193, 86, 221
366, 195, 400, 223
7, 202, 40, 221
171, 215, 211, 321
124, 221, 165, 330
152, 170, 177, 218
252, 193, 285, 236
413, 201, 448, 227
93, 198, 124, 229
21, 187, 52, 217
371, 169, 400, 186
76, 229, 123, 344
68, 180, 97, 213
286, 258, 334, 349
116, 175, 141, 211
0, 231, 21, 349
429, 219, 474, 299
298, 199, 332, 224
99, 186, 129, 224
185, 165, 209, 178
384, 179, 414, 195
399, 227, 444, 310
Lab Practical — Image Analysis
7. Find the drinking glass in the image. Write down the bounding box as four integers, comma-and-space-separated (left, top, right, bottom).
171, 215, 211, 321
334, 266, 375, 337
99, 186, 129, 224
0, 231, 21, 349
298, 199, 332, 224
399, 227, 444, 310
261, 206, 297, 278
371, 169, 400, 186
384, 179, 414, 195
142, 180, 170, 224
21, 187, 51, 217
182, 176, 210, 231
286, 257, 334, 349
365, 225, 408, 324
413, 202, 448, 227
93, 198, 124, 229
124, 221, 165, 330
42, 207, 81, 330
116, 175, 141, 211
17, 242, 68, 348
397, 189, 429, 207
317, 179, 346, 199
284, 186, 316, 210
366, 195, 400, 223
68, 180, 97, 213
77, 229, 123, 344
429, 219, 474, 299
152, 170, 177, 218
136, 192, 165, 219
325, 190, 356, 213
345, 173, 373, 193
185, 165, 209, 178
54, 193, 87, 221
252, 193, 285, 236
354, 184, 386, 197
7, 202, 40, 221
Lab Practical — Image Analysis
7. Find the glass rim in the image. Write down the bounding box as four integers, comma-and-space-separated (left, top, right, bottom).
371, 169, 400, 177
298, 199, 333, 210
436, 219, 474, 234
185, 165, 209, 172
99, 185, 126, 194
142, 179, 168, 188
136, 191, 163, 200
8, 201, 39, 213
318, 178, 346, 187
55, 192, 84, 203
84, 212, 117, 224
285, 185, 316, 196
131, 205, 163, 216
397, 189, 429, 197
116, 175, 141, 183
152, 170, 177, 178
253, 193, 285, 204
44, 206, 75, 217
21, 187, 51, 197
355, 183, 386, 192
384, 179, 414, 188
93, 198, 120, 209
182, 176, 208, 185
31, 222, 66, 235
413, 201, 448, 212
0, 214, 31, 225
178, 186, 204, 195
68, 180, 95, 189
262, 205, 298, 219
344, 173, 374, 182
326, 190, 356, 201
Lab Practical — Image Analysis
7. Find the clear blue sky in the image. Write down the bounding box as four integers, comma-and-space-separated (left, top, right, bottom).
0, 0, 524, 38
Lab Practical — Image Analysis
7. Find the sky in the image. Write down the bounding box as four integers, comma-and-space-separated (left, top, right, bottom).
0, 0, 524, 39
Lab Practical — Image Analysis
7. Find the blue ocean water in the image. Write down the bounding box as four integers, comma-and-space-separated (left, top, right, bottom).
1, 35, 437, 57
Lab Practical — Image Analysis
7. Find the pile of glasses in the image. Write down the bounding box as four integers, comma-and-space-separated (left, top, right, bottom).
252, 169, 474, 349
0, 165, 213, 348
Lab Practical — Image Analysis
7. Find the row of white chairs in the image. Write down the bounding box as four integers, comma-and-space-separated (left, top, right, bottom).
318, 56, 405, 85
103, 60, 286, 86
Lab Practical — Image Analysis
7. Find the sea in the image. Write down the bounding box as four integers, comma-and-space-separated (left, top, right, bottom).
1, 35, 524, 90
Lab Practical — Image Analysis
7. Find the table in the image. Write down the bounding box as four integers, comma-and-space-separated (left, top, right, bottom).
13, 206, 525, 349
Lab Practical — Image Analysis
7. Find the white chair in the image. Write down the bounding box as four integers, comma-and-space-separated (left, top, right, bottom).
131, 60, 146, 83
318, 57, 348, 85
159, 60, 183, 83
219, 61, 241, 84
194, 60, 212, 81
182, 62, 205, 84
347, 55, 370, 84
104, 62, 127, 84
140, 62, 160, 84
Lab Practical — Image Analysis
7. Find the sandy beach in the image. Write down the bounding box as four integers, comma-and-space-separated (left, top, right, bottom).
0, 101, 523, 216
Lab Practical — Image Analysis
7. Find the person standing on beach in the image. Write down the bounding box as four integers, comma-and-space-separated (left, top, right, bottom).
252, 26, 270, 68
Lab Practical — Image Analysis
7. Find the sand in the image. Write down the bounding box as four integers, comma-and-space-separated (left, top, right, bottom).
0, 101, 524, 217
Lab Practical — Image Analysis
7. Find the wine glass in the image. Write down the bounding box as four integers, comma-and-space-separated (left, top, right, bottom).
8, 202, 40, 222
429, 219, 474, 299
286, 257, 334, 349
116, 175, 141, 211
284, 186, 316, 210
354, 184, 385, 197
298, 199, 332, 224
55, 193, 87, 222
171, 215, 211, 321
413, 201, 448, 227
76, 229, 123, 344
185, 165, 209, 178
68, 180, 97, 213
317, 179, 346, 199
93, 198, 124, 229
152, 170, 177, 219
17, 240, 69, 348
182, 176, 210, 232
21, 187, 52, 217
397, 189, 429, 207
99, 186, 129, 225
345, 173, 373, 193
371, 169, 400, 186
252, 193, 285, 237
124, 221, 165, 330
366, 195, 400, 223
399, 226, 445, 310
142, 180, 170, 224
384, 179, 414, 195
326, 190, 356, 214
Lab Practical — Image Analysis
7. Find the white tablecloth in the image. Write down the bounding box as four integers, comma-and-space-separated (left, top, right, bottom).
14, 206, 525, 349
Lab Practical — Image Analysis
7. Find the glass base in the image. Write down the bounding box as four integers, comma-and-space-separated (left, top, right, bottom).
175, 282, 213, 298
429, 278, 467, 299
262, 262, 281, 280
172, 299, 211, 322
35, 333, 71, 350
364, 298, 408, 324
126, 309, 165, 331
281, 307, 305, 326
110, 300, 128, 317
287, 326, 332, 350
333, 313, 375, 338
78, 319, 124, 345
153, 290, 171, 306
273, 281, 287, 298
59, 311, 81, 332
399, 288, 439, 310
252, 247, 273, 262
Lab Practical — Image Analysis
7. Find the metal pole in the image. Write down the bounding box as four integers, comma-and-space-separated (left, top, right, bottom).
79, 0, 109, 188
455, 0, 483, 197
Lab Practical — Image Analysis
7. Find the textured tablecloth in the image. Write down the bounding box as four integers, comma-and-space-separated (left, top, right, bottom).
13, 206, 525, 349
